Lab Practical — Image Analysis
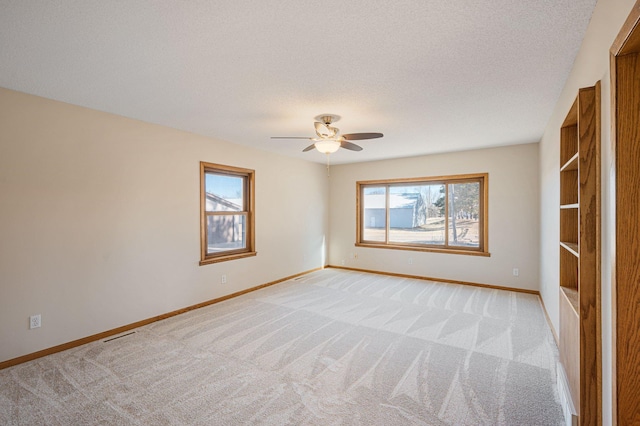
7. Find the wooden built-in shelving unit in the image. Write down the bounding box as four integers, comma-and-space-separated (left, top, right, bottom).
558, 83, 601, 425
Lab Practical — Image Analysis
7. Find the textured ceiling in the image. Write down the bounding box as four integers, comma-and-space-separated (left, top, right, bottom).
0, 1, 597, 164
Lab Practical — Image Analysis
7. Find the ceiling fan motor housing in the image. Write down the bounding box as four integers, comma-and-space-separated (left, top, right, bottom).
314, 114, 341, 125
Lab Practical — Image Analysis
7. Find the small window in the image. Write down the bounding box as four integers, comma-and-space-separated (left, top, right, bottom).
356, 173, 489, 256
200, 162, 256, 265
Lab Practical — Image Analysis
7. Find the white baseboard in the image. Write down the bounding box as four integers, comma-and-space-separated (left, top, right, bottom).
557, 362, 578, 426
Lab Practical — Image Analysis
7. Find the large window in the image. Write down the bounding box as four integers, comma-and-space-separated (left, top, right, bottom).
356, 173, 489, 256
200, 162, 256, 265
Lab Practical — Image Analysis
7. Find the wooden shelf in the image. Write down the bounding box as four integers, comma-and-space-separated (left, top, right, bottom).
561, 152, 579, 172
561, 286, 579, 317
560, 209, 578, 246
560, 167, 578, 205
560, 242, 579, 257
560, 245, 579, 290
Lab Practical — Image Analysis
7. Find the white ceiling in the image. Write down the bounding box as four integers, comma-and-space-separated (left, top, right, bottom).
0, 1, 597, 164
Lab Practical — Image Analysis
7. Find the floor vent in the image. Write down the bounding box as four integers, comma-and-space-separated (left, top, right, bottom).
103, 331, 136, 343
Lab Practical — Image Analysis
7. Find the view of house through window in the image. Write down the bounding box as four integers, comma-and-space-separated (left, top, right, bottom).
200, 162, 255, 265
357, 174, 488, 255
205, 173, 246, 252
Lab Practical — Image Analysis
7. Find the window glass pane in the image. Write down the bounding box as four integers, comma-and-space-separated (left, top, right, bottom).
205, 173, 244, 212
388, 184, 445, 245
448, 182, 480, 247
362, 186, 386, 242
206, 214, 246, 253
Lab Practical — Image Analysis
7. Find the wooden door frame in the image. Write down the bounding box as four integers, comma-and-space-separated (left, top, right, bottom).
610, 1, 640, 423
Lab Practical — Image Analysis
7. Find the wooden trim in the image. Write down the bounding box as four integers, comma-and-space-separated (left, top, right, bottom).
609, 49, 619, 426
355, 242, 491, 257
199, 251, 257, 266
355, 182, 362, 243
578, 83, 602, 426
611, 7, 640, 421
357, 172, 489, 186
539, 293, 560, 347
356, 173, 489, 256
200, 161, 256, 265
444, 181, 450, 246
385, 186, 390, 244
481, 173, 489, 252
200, 161, 256, 176
248, 167, 255, 256
205, 211, 249, 217
0, 267, 323, 370
611, 0, 640, 56
327, 265, 538, 295
200, 161, 207, 261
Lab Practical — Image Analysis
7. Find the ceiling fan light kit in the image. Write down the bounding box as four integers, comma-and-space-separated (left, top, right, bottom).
314, 139, 341, 154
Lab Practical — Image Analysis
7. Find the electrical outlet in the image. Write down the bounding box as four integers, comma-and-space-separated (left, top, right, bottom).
29, 314, 41, 329
513, 268, 519, 277
408, 257, 413, 265
341, 259, 345, 266
221, 274, 227, 284
354, 253, 358, 260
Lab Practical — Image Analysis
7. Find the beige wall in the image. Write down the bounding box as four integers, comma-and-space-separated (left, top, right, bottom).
2, 0, 633, 418
538, 0, 636, 423
0, 88, 329, 363
328, 143, 540, 292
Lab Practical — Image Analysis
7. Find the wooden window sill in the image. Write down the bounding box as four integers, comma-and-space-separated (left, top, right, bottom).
355, 243, 490, 257
199, 251, 257, 266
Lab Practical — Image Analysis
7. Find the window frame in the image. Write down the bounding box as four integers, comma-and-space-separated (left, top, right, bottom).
356, 173, 489, 256
200, 162, 256, 265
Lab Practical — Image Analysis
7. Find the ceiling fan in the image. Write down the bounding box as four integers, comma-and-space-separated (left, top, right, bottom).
271, 114, 383, 154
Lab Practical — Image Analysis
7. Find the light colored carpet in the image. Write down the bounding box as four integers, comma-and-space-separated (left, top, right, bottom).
0, 269, 564, 425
